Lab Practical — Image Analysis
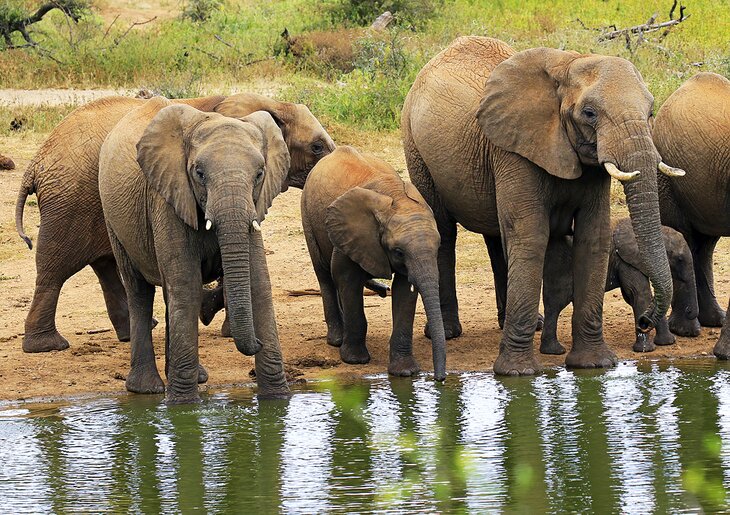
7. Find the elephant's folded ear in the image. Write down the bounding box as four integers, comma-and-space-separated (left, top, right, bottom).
137, 104, 212, 230
325, 187, 393, 279
477, 47, 583, 180
240, 111, 291, 223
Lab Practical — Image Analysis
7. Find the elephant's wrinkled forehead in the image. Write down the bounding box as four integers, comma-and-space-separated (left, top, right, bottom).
567, 55, 653, 105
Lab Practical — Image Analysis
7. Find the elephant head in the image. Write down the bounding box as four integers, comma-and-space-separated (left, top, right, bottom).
325, 182, 447, 380
477, 48, 682, 332
136, 104, 290, 356
214, 93, 336, 189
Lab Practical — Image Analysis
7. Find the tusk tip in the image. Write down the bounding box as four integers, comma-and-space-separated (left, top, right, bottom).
205, 219, 212, 231
658, 162, 686, 177
252, 220, 262, 232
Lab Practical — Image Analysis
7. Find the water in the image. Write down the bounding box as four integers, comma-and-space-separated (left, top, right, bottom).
1, 360, 729, 513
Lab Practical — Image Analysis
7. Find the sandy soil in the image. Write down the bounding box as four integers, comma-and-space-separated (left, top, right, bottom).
0, 121, 728, 402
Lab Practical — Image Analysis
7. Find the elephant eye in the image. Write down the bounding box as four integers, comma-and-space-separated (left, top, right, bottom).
393, 247, 405, 259
255, 168, 264, 185
311, 141, 325, 155
582, 106, 597, 122
196, 166, 205, 182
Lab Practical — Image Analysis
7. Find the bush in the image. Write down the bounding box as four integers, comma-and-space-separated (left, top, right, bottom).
327, 0, 442, 28
180, 0, 222, 23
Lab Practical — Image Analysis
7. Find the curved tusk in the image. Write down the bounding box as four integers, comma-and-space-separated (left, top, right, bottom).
604, 162, 640, 182
251, 220, 261, 232
410, 284, 415, 293
205, 219, 213, 231
658, 161, 686, 177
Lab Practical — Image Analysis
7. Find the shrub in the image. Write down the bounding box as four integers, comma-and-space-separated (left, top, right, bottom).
180, 0, 222, 23
327, 0, 442, 28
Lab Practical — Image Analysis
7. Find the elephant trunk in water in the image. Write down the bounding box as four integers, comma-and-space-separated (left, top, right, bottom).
215, 202, 262, 356
409, 259, 447, 381
605, 120, 673, 331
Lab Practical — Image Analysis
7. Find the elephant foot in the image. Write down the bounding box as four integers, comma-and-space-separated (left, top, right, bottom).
698, 306, 726, 328
340, 343, 370, 365
126, 365, 165, 394
326, 326, 343, 347
22, 330, 70, 353
540, 338, 566, 355
388, 354, 420, 377
493, 348, 541, 376
498, 314, 543, 332
653, 329, 676, 346
165, 392, 202, 404
713, 332, 730, 360
257, 388, 292, 400
425, 316, 462, 340
632, 333, 656, 353
220, 317, 231, 338
565, 344, 617, 369
198, 363, 209, 384
669, 316, 701, 337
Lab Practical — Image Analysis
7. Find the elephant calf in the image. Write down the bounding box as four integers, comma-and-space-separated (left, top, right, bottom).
301, 146, 446, 380
542, 219, 700, 354
99, 98, 290, 403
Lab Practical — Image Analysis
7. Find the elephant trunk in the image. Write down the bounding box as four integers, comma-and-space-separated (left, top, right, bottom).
409, 260, 446, 381
609, 121, 673, 331
216, 207, 262, 356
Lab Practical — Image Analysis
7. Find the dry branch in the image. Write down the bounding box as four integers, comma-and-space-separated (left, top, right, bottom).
598, 3, 690, 42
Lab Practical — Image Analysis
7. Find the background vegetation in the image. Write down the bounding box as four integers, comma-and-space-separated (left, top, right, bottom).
0, 0, 728, 132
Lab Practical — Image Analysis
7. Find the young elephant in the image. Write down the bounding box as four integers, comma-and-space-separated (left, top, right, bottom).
301, 146, 446, 380
99, 98, 290, 403
542, 219, 700, 354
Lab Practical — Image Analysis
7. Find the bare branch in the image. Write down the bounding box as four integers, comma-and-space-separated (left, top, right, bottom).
598, 11, 690, 41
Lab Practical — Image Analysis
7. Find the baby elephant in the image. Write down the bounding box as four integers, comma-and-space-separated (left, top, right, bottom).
100, 98, 290, 403
542, 219, 700, 354
301, 146, 446, 380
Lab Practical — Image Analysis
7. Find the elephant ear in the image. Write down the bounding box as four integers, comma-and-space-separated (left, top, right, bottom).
612, 219, 645, 274
240, 111, 291, 223
325, 187, 393, 278
477, 47, 583, 180
136, 104, 212, 230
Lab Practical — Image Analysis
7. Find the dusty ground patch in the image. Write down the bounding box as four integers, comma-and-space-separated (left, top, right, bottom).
0, 118, 728, 401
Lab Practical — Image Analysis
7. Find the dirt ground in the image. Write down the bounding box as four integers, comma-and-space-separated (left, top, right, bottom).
0, 100, 728, 403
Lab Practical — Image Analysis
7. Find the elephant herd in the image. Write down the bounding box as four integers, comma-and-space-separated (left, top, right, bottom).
12, 36, 730, 403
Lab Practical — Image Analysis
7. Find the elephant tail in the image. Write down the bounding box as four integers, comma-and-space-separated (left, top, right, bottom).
15, 173, 34, 250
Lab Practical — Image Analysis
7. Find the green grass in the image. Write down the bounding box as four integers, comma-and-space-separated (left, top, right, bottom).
0, 0, 728, 131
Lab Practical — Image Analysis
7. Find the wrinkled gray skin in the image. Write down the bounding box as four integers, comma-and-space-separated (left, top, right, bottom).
301, 146, 446, 380
99, 99, 291, 403
402, 36, 673, 375
542, 219, 700, 355
16, 93, 335, 354
653, 72, 730, 359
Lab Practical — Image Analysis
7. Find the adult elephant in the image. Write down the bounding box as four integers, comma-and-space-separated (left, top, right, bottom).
100, 99, 290, 402
15, 93, 335, 353
401, 36, 681, 375
653, 72, 730, 357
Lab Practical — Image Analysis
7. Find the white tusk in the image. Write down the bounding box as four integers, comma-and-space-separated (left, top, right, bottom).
252, 220, 261, 232
604, 162, 640, 182
205, 219, 212, 231
658, 161, 686, 177
410, 284, 415, 293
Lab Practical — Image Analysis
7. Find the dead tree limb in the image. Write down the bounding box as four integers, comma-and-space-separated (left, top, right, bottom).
0, 1, 88, 47
598, 6, 690, 41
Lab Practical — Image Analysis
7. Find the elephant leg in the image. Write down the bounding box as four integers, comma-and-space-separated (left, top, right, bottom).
540, 237, 571, 355
164, 289, 208, 385
199, 280, 224, 326
220, 314, 231, 338
313, 265, 344, 347
163, 271, 203, 404
332, 250, 370, 365
388, 272, 420, 377
493, 192, 549, 376
249, 232, 289, 398
22, 273, 70, 353
617, 264, 659, 353
692, 234, 725, 327
565, 190, 618, 369
90, 256, 130, 342
487, 235, 545, 332
713, 298, 730, 360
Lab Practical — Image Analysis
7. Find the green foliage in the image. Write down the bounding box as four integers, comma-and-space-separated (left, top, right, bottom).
180, 0, 222, 23
326, 0, 442, 28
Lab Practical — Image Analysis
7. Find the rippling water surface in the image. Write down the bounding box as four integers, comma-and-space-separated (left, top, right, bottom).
2, 360, 729, 513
